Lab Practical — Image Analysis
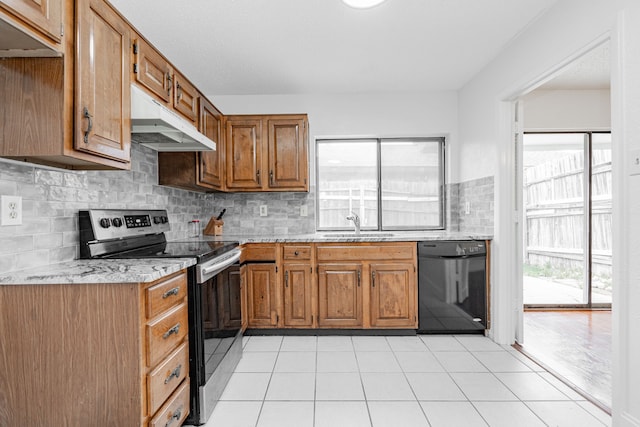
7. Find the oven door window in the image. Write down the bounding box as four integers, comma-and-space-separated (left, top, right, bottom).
201, 265, 241, 381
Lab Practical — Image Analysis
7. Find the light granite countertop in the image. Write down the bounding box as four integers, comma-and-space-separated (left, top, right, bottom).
195, 231, 492, 243
0, 232, 491, 286
0, 258, 196, 285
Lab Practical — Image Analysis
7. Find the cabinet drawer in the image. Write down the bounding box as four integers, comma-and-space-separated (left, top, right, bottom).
146, 272, 187, 319
149, 378, 190, 427
241, 244, 276, 262
282, 245, 311, 260
316, 243, 415, 261
147, 302, 188, 367
147, 342, 188, 415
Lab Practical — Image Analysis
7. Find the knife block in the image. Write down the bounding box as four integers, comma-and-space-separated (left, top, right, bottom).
203, 217, 224, 236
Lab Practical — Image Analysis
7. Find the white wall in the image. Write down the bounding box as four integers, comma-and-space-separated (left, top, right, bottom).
458, 0, 640, 425
523, 89, 611, 131
212, 91, 460, 183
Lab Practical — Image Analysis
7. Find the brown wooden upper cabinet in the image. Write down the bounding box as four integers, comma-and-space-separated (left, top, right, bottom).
0, 0, 131, 169
0, 0, 64, 44
75, 0, 131, 163
198, 97, 225, 189
132, 35, 199, 127
226, 114, 309, 192
157, 96, 225, 192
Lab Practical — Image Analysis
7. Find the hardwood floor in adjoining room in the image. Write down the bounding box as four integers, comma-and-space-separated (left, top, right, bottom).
520, 310, 612, 411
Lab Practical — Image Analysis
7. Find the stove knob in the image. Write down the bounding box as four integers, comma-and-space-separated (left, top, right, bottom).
161, 216, 168, 224
153, 216, 162, 224
112, 217, 123, 227
99, 218, 111, 228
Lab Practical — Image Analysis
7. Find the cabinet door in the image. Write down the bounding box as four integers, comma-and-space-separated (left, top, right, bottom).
75, 0, 130, 163
198, 98, 224, 189
317, 263, 362, 328
246, 263, 278, 327
240, 265, 248, 331
173, 70, 199, 126
2, 0, 63, 43
133, 37, 172, 103
267, 117, 308, 191
369, 263, 417, 328
225, 118, 263, 190
283, 262, 313, 328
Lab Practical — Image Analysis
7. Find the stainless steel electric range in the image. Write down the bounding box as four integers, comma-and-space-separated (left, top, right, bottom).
79, 209, 242, 425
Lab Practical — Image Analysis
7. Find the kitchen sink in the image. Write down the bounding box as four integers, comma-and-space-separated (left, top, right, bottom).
322, 233, 395, 238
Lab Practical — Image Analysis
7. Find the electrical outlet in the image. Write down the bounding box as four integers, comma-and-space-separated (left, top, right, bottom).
259, 205, 268, 216
1, 195, 22, 226
630, 149, 640, 176
464, 201, 470, 215
300, 205, 308, 217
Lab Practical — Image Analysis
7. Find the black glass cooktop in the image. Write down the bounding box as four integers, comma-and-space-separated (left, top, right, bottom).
104, 240, 239, 263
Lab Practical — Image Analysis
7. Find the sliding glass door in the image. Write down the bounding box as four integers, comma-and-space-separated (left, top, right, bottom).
522, 132, 611, 307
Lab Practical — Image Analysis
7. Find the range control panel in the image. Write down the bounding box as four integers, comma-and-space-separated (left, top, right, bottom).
81, 209, 170, 241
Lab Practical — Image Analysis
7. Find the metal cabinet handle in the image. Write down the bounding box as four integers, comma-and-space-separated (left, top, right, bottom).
256, 170, 261, 185
166, 73, 173, 98
162, 323, 181, 339
294, 251, 299, 256
162, 287, 180, 299
285, 271, 289, 287
176, 82, 182, 101
270, 170, 274, 185
164, 364, 182, 384
357, 270, 361, 287
164, 406, 183, 427
372, 271, 376, 288
83, 107, 93, 143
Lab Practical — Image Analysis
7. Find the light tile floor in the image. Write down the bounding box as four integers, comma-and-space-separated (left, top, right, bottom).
200, 335, 611, 427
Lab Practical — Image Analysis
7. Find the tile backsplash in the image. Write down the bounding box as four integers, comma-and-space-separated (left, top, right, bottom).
0, 145, 214, 273
0, 142, 492, 274
453, 175, 494, 235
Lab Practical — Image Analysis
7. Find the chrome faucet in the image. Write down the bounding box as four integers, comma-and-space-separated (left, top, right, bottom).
346, 211, 361, 235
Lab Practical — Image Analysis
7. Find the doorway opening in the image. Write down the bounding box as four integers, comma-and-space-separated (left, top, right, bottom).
515, 41, 612, 412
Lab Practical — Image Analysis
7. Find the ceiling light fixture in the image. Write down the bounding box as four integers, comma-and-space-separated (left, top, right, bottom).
342, 0, 387, 9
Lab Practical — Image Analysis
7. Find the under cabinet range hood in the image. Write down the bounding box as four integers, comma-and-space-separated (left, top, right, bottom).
130, 85, 216, 151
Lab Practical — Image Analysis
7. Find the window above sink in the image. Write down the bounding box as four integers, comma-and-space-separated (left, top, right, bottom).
316, 137, 445, 233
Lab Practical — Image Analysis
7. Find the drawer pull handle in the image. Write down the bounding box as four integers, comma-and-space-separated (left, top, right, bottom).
162, 287, 180, 299
164, 364, 182, 384
294, 250, 299, 256
163, 323, 181, 339
164, 406, 183, 427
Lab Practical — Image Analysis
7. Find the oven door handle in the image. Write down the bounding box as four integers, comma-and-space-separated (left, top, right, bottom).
197, 250, 241, 283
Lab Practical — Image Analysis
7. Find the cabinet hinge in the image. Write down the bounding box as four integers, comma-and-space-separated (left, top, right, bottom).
133, 43, 138, 54
133, 63, 138, 74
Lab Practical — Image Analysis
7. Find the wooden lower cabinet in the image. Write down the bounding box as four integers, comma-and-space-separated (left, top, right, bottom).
0, 270, 190, 426
241, 242, 417, 331
244, 263, 278, 327
282, 262, 314, 327
317, 263, 363, 328
369, 263, 417, 328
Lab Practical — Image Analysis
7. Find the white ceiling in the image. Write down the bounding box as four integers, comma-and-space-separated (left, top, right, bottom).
109, 0, 561, 97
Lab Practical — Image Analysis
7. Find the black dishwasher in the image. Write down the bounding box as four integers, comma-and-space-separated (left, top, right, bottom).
418, 241, 487, 333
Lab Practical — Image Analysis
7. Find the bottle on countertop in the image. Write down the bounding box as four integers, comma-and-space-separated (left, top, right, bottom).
189, 219, 201, 238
